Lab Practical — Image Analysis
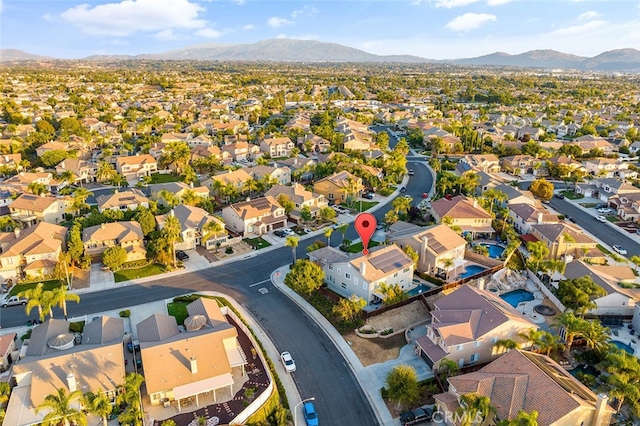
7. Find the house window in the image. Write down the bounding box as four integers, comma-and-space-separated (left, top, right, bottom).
475, 341, 481, 347
491, 337, 498, 344
329, 276, 334, 283
394, 272, 398, 277
403, 267, 409, 273
470, 353, 479, 363
341, 282, 347, 289
345, 273, 351, 279
457, 344, 463, 351
337, 268, 341, 274
329, 265, 334, 271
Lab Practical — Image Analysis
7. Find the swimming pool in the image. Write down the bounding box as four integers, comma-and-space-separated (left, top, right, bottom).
459, 265, 487, 279
611, 340, 635, 354
500, 289, 535, 308
481, 243, 506, 259
407, 284, 431, 296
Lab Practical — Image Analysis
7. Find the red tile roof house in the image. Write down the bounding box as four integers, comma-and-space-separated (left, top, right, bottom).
221, 196, 287, 236
434, 350, 615, 426
415, 285, 536, 371
430, 195, 494, 239
115, 154, 158, 180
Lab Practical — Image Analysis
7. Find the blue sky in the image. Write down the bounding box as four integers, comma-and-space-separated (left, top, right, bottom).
1, 0, 640, 59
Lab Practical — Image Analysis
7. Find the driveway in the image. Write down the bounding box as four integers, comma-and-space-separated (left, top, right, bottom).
180, 249, 210, 272
89, 263, 115, 290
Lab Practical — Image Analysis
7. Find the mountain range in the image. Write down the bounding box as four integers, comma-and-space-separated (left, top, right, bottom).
2, 39, 640, 72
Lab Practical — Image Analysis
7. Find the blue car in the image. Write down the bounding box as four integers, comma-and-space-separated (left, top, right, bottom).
303, 401, 319, 426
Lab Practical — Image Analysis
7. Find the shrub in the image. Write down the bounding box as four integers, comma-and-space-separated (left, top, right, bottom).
69, 321, 85, 333
380, 328, 394, 336
119, 310, 131, 318
225, 247, 234, 254
418, 272, 444, 286
21, 329, 32, 341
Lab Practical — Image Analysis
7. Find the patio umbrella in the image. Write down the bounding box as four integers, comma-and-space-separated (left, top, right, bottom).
184, 314, 207, 331
48, 333, 75, 350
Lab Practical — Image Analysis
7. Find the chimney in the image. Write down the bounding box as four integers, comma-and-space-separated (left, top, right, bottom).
537, 212, 543, 224
190, 357, 198, 374
190, 181, 194, 188
360, 262, 366, 276
592, 394, 610, 426
66, 373, 77, 392
473, 199, 478, 208
13, 228, 20, 238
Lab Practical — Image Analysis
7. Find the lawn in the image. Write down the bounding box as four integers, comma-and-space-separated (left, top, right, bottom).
114, 263, 167, 283
344, 201, 378, 212
167, 301, 190, 325
243, 237, 271, 250
606, 216, 620, 223
597, 244, 612, 255
343, 240, 381, 253
561, 190, 584, 200
149, 173, 180, 184
9, 279, 66, 296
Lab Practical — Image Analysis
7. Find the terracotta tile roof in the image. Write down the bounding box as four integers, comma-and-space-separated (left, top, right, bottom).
82, 221, 144, 244
10, 193, 60, 212
431, 195, 493, 220
0, 222, 66, 258
530, 223, 595, 245
96, 188, 149, 210
115, 154, 157, 166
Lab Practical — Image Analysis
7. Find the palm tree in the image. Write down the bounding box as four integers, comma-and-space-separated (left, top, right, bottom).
337, 223, 349, 244
456, 393, 496, 426
537, 331, 564, 356
95, 161, 116, 182
629, 255, 640, 273
19, 283, 54, 322
580, 319, 610, 353
324, 227, 333, 246
110, 173, 126, 188
202, 220, 224, 253
496, 410, 539, 426
180, 189, 200, 206
27, 181, 48, 195
440, 257, 455, 280
50, 285, 80, 320
553, 312, 585, 357
116, 373, 145, 426
59, 170, 76, 186
243, 177, 259, 197
391, 195, 412, 216
438, 358, 460, 378
562, 233, 575, 259
68, 187, 94, 217
162, 215, 182, 268
83, 390, 112, 426
285, 236, 299, 265
159, 189, 179, 208
36, 388, 87, 426
494, 339, 519, 354
517, 329, 543, 351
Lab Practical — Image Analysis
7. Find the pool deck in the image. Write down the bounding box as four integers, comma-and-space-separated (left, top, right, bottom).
611, 325, 640, 356
487, 270, 546, 324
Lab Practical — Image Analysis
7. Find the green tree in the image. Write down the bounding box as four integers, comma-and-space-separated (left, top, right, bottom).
580, 319, 610, 353
537, 331, 564, 356
27, 181, 48, 195
600, 350, 640, 414
284, 259, 324, 295
68, 187, 94, 217
133, 208, 157, 236
117, 373, 145, 426
19, 283, 54, 322
384, 210, 398, 227
277, 194, 295, 215
50, 285, 80, 320
95, 161, 116, 182
337, 223, 349, 243
300, 205, 312, 222
456, 393, 496, 426
494, 339, 519, 354
553, 312, 585, 357
202, 220, 225, 252
392, 196, 412, 216
162, 215, 182, 268
285, 235, 299, 264
36, 387, 87, 426
557, 276, 605, 316
319, 206, 337, 222
385, 365, 420, 409
324, 227, 333, 246
403, 245, 419, 267
41, 150, 74, 168
525, 241, 550, 272
496, 410, 539, 426
376, 131, 390, 151
332, 295, 366, 323
102, 246, 127, 271
529, 178, 554, 201
83, 390, 113, 426
159, 189, 179, 208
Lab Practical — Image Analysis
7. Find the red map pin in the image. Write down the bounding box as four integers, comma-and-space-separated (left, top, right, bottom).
355, 212, 377, 255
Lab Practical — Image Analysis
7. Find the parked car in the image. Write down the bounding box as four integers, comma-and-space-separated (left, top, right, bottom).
555, 193, 565, 199
363, 192, 374, 199
422, 193, 428, 199
400, 186, 407, 193
274, 229, 287, 238
302, 401, 319, 426
333, 222, 347, 230
280, 351, 296, 373
613, 245, 628, 255
408, 169, 414, 176
282, 228, 296, 236
595, 215, 607, 223
176, 250, 189, 261
400, 407, 433, 425
598, 207, 613, 214
596, 203, 608, 209
1, 295, 27, 308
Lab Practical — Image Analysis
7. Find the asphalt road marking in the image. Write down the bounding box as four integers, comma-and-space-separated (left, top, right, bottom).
258, 287, 269, 294
249, 279, 271, 287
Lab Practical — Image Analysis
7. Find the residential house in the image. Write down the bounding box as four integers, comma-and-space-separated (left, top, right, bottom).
583, 158, 637, 180
115, 154, 158, 179
35, 141, 67, 157
137, 298, 247, 410
430, 195, 494, 238
204, 168, 253, 197
149, 142, 168, 159
387, 222, 467, 276
575, 178, 639, 203
222, 196, 287, 236
82, 221, 146, 262
562, 260, 639, 316
313, 171, 363, 205
609, 192, 640, 221
0, 153, 22, 171
96, 188, 150, 213
574, 135, 616, 155
0, 222, 66, 280
460, 154, 501, 173
265, 183, 328, 224
0, 172, 65, 194
509, 203, 559, 234
221, 141, 260, 162
9, 193, 69, 227
529, 222, 604, 263
493, 183, 538, 206
500, 155, 543, 177
276, 157, 316, 183
260, 137, 295, 158
55, 158, 95, 184
249, 165, 292, 186
0, 332, 17, 373
434, 350, 615, 426
157, 205, 229, 251
307, 245, 414, 304
5, 317, 126, 426
191, 145, 232, 164
516, 125, 545, 141
415, 285, 537, 370
148, 182, 209, 206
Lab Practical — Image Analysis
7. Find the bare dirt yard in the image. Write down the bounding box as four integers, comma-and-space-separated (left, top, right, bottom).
343, 301, 430, 366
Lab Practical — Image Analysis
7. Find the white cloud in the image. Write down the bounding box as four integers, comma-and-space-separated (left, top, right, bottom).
291, 5, 318, 18
411, 0, 430, 4
275, 34, 319, 40
268, 16, 293, 28
445, 13, 496, 32
578, 11, 601, 21
59, 0, 206, 37
550, 19, 606, 36
242, 24, 255, 31
196, 28, 223, 38
435, 0, 481, 8
486, 0, 512, 5
155, 29, 178, 41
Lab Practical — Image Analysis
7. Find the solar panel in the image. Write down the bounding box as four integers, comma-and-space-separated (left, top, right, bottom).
369, 251, 411, 273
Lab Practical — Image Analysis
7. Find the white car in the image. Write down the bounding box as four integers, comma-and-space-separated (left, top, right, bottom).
280, 351, 296, 373
595, 215, 607, 223
282, 228, 296, 236
333, 222, 348, 230
613, 245, 628, 255
598, 208, 612, 214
